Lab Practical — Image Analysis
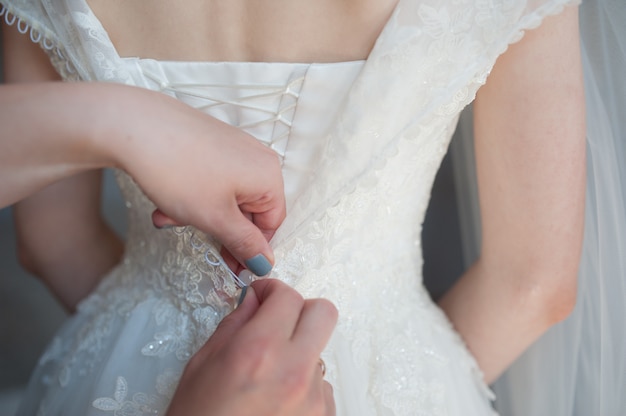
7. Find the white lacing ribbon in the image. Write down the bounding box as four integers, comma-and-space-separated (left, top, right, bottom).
141, 70, 304, 148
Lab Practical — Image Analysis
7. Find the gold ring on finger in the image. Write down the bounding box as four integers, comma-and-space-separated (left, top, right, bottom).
318, 358, 326, 377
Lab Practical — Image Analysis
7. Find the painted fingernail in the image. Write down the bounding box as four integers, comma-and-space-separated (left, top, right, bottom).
236, 285, 248, 308
244, 254, 272, 276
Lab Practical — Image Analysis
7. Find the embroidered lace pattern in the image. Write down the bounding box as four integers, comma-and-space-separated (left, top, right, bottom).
92, 377, 163, 415
2, 0, 580, 414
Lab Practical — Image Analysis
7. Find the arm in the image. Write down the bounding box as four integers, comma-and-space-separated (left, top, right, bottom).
2, 21, 286, 310
2, 22, 123, 311
439, 6, 585, 383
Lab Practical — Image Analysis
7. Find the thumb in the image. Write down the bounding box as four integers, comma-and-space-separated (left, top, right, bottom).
212, 208, 277, 277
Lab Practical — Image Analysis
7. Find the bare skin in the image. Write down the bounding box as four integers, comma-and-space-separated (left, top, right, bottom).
167, 279, 338, 416
86, 0, 399, 63
3, 0, 585, 386
90, 0, 587, 383
0, 81, 286, 309
439, 7, 585, 382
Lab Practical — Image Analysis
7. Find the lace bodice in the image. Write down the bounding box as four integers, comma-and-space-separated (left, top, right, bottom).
124, 58, 364, 212
96, 59, 365, 318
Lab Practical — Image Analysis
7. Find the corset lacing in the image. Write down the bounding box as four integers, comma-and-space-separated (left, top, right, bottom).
139, 67, 307, 162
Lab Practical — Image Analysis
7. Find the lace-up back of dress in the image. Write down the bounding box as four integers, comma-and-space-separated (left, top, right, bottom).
109, 59, 364, 311
139, 62, 307, 161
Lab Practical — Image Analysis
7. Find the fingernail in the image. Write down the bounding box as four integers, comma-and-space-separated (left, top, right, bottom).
238, 270, 254, 286
245, 254, 272, 276
236, 285, 248, 308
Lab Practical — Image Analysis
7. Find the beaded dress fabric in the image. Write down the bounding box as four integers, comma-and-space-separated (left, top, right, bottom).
1, 0, 578, 414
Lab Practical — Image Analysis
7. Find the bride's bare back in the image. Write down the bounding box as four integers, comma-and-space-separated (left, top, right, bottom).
87, 0, 398, 62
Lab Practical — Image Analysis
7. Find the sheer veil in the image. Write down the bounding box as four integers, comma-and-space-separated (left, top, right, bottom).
451, 0, 626, 413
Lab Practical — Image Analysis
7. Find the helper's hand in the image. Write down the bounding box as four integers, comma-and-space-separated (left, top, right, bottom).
166, 279, 338, 416
107, 87, 286, 275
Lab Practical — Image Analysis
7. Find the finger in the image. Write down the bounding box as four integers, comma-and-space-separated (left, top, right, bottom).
323, 381, 336, 416
315, 357, 326, 378
210, 206, 275, 277
245, 279, 305, 340
151, 209, 182, 229
292, 299, 338, 358
246, 201, 286, 242
251, 211, 282, 244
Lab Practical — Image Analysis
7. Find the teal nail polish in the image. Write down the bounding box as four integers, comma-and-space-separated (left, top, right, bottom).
245, 254, 272, 276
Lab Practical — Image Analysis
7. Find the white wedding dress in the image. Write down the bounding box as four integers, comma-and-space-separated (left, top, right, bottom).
1, 0, 578, 414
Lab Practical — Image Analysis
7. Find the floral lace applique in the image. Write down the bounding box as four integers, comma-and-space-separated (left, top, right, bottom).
141, 299, 219, 361
93, 376, 164, 415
